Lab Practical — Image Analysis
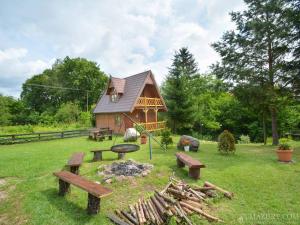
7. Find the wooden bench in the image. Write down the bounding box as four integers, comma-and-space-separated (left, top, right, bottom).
53, 171, 112, 214
67, 152, 85, 174
175, 152, 205, 179
97, 128, 113, 141
90, 149, 110, 161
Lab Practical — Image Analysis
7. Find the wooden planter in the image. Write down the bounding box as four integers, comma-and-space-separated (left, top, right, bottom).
276, 149, 293, 162
141, 135, 147, 144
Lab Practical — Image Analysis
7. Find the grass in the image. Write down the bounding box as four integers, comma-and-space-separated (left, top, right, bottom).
0, 136, 299, 225
0, 123, 89, 135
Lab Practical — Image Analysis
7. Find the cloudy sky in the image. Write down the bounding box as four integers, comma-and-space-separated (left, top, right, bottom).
0, 0, 245, 98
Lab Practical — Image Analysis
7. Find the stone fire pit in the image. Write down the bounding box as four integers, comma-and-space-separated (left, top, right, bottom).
98, 160, 153, 183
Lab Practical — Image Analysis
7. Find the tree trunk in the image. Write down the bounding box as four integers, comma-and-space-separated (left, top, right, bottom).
262, 113, 267, 145
270, 107, 279, 145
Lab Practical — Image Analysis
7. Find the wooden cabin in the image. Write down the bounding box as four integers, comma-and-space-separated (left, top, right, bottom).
93, 70, 167, 133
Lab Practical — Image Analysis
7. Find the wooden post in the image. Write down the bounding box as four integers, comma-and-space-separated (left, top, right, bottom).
70, 166, 79, 175
188, 168, 200, 179
87, 193, 100, 214
143, 109, 148, 130
58, 179, 70, 196
93, 151, 103, 161
177, 158, 185, 168
154, 109, 158, 130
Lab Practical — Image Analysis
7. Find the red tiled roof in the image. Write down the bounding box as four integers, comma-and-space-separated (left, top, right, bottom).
93, 70, 166, 114
110, 77, 126, 94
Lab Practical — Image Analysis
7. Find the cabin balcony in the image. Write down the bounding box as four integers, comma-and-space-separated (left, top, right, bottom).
138, 121, 166, 132
135, 97, 164, 108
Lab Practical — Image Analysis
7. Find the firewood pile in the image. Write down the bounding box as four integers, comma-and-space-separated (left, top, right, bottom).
107, 177, 234, 225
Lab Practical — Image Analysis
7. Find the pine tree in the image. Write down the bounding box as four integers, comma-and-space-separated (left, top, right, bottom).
162, 47, 198, 133
212, 0, 293, 145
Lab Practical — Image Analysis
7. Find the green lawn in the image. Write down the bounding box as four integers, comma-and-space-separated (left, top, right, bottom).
0, 137, 299, 225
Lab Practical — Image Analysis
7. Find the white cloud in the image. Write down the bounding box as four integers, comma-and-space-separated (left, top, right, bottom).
0, 0, 245, 97
0, 48, 52, 97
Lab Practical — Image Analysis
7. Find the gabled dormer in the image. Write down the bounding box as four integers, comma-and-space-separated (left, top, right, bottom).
106, 77, 126, 103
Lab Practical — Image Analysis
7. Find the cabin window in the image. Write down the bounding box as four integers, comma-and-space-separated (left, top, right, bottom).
115, 115, 122, 126
111, 89, 118, 103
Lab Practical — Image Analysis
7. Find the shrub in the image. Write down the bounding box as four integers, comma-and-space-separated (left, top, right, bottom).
161, 129, 173, 149
278, 138, 291, 150
278, 143, 291, 150
79, 111, 92, 127
238, 135, 250, 144
55, 102, 80, 123
218, 130, 236, 154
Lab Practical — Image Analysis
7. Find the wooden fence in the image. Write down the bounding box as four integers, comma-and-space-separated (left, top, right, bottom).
0, 129, 89, 145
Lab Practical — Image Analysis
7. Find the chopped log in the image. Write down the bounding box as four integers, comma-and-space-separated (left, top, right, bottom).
160, 181, 172, 194
121, 211, 139, 225
144, 200, 156, 224
156, 191, 176, 205
167, 188, 201, 203
170, 183, 182, 191
154, 193, 169, 210
141, 199, 150, 221
153, 194, 173, 217
135, 203, 144, 225
129, 204, 137, 218
150, 196, 165, 216
148, 200, 164, 224
167, 187, 184, 197
170, 207, 177, 216
175, 203, 193, 225
204, 181, 233, 199
107, 213, 130, 225
182, 206, 193, 215
115, 210, 134, 225
191, 185, 214, 192
140, 199, 147, 224
181, 199, 203, 210
179, 201, 222, 222
205, 190, 217, 198
188, 188, 207, 202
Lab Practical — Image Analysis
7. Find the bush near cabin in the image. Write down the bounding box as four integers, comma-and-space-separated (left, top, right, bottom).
218, 130, 236, 154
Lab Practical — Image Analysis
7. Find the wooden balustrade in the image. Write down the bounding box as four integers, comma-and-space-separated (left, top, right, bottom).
138, 121, 166, 131
135, 97, 164, 107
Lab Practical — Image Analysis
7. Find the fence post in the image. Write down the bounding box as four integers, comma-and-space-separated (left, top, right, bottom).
61, 132, 64, 138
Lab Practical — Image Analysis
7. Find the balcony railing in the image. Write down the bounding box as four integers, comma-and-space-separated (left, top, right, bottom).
136, 97, 164, 107
138, 121, 166, 131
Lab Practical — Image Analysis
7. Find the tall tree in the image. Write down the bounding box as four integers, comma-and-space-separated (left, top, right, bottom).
286, 0, 300, 95
162, 47, 198, 133
212, 0, 293, 145
21, 57, 108, 113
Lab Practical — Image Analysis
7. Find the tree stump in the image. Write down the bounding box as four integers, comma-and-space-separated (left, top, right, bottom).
58, 179, 70, 196
87, 193, 100, 214
177, 158, 185, 168
93, 151, 103, 161
70, 166, 79, 175
118, 153, 125, 160
189, 168, 200, 179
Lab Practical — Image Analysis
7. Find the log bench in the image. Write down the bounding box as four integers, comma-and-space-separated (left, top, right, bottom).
67, 152, 85, 174
53, 171, 112, 214
175, 152, 205, 179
